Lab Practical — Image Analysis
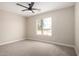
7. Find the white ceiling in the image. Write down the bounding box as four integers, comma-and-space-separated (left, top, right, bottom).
0, 2, 75, 17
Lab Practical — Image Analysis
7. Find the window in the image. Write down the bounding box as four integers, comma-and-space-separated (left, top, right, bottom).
36, 17, 52, 36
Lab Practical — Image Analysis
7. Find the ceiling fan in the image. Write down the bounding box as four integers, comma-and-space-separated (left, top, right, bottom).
16, 2, 40, 13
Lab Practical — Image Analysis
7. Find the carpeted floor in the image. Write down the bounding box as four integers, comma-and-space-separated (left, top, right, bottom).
0, 40, 77, 56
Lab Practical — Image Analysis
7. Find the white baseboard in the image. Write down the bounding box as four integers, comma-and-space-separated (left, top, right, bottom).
0, 38, 74, 48
51, 41, 74, 48
0, 39, 24, 46
26, 38, 75, 48
74, 47, 79, 56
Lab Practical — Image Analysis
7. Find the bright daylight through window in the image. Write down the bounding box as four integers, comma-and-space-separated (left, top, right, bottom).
36, 17, 52, 36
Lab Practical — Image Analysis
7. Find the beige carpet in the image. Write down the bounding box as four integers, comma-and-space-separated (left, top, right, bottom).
0, 40, 76, 56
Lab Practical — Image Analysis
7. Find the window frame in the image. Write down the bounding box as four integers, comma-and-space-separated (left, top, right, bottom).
36, 17, 52, 36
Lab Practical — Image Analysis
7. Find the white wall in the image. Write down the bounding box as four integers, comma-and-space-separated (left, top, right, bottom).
26, 6, 74, 47
75, 3, 79, 55
0, 5, 74, 48
0, 10, 26, 44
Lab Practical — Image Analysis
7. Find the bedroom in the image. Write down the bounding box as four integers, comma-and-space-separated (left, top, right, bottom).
0, 2, 78, 56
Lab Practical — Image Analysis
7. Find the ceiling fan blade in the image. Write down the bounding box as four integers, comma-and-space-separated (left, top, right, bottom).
22, 9, 28, 11
31, 2, 34, 6
16, 3, 28, 8
31, 10, 34, 13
